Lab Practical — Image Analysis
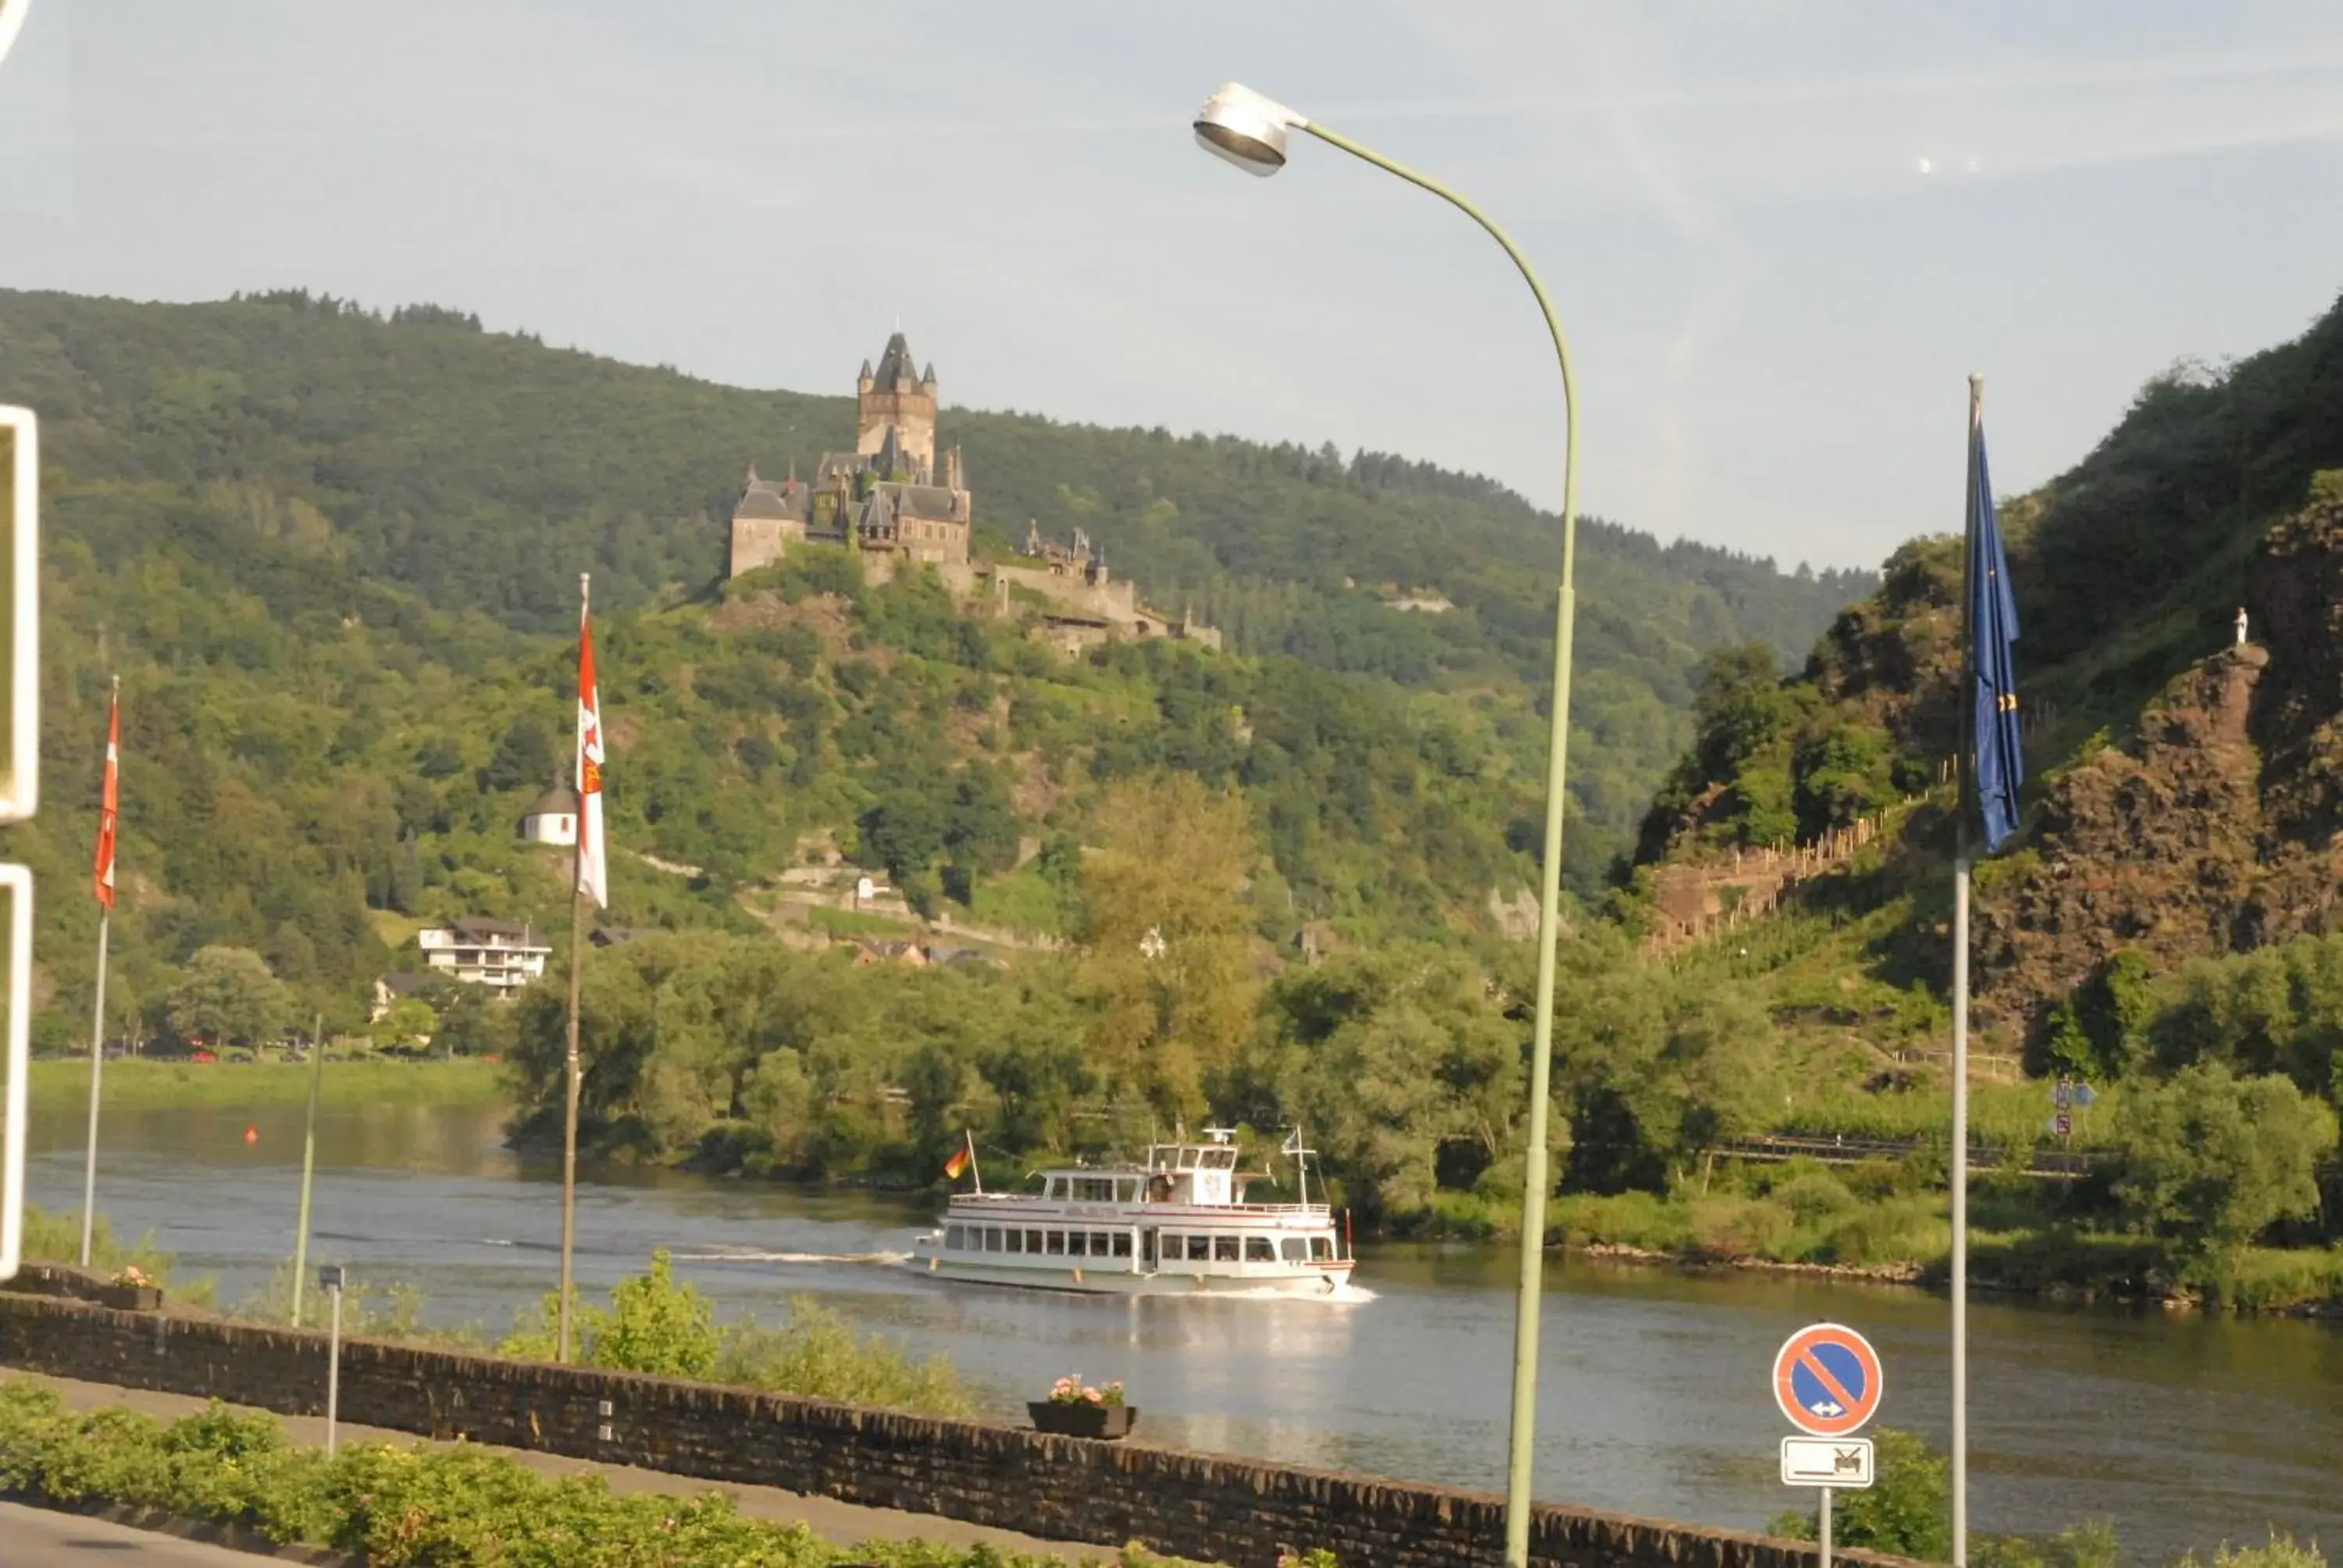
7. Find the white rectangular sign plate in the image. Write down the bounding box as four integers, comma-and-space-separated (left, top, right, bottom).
1781, 1436, 1874, 1489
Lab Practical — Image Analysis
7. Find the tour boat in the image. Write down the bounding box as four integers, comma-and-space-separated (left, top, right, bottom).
909, 1128, 1357, 1295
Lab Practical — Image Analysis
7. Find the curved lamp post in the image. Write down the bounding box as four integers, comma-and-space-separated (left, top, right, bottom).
1193, 82, 1582, 1568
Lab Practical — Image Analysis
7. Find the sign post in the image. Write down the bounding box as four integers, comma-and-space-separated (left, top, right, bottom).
319, 1264, 344, 1456
1773, 1324, 1885, 1568
0, 408, 41, 1288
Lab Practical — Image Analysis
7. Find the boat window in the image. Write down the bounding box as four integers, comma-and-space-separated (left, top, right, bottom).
1117, 1180, 1138, 1203
1281, 1238, 1308, 1261
1311, 1236, 1333, 1261
1007, 1228, 1024, 1253
1068, 1231, 1087, 1256
1178, 1148, 1200, 1169
1214, 1235, 1239, 1262
1186, 1235, 1211, 1261
1045, 1230, 1065, 1255
1025, 1229, 1043, 1253
946, 1226, 965, 1250
1113, 1232, 1132, 1258
1043, 1178, 1061, 1199
1246, 1236, 1276, 1263
1210, 1149, 1237, 1169
1075, 1178, 1115, 1203
984, 1227, 1004, 1253
1091, 1231, 1112, 1256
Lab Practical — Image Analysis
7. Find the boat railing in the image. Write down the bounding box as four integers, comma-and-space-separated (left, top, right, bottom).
944, 1193, 1329, 1218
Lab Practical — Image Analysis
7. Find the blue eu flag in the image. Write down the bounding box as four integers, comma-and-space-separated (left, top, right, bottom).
1969, 420, 2023, 850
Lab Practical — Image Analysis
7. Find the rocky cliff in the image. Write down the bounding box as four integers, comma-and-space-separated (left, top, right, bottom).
1978, 493, 2343, 1031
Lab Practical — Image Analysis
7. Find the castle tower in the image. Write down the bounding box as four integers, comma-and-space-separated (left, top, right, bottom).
856, 330, 938, 479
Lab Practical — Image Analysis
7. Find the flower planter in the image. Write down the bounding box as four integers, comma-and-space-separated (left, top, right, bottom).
1028, 1400, 1137, 1439
100, 1284, 163, 1312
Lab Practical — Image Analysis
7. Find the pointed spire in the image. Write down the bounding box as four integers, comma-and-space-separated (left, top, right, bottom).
922, 362, 936, 387
874, 330, 916, 387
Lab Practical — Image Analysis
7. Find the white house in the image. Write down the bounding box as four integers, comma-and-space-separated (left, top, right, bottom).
416, 918, 551, 994
518, 784, 579, 846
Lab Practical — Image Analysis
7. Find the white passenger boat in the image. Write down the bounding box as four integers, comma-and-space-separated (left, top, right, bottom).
910, 1128, 1356, 1295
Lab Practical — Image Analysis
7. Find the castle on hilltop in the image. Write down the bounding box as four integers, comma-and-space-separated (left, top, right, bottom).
729, 330, 972, 580
729, 331, 1218, 652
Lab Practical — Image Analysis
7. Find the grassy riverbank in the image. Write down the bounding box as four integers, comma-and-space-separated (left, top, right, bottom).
26, 1057, 508, 1110
1549, 1158, 2343, 1313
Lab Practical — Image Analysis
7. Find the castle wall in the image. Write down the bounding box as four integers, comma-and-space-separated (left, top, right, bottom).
729, 515, 791, 577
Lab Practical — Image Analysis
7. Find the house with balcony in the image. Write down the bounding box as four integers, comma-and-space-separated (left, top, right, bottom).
416, 918, 552, 994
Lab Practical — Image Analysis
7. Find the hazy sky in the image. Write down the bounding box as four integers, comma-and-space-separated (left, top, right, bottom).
4, 2, 2341, 571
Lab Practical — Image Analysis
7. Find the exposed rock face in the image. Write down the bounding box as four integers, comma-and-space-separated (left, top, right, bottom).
1979, 494, 2343, 1031
1977, 647, 2267, 1026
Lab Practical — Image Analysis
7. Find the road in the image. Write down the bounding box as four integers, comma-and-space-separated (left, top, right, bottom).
1, 1502, 287, 1566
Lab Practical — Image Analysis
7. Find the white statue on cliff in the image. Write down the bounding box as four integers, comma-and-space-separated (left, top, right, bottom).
2236, 606, 2249, 647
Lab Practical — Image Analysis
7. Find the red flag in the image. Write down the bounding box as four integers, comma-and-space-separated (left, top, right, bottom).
576, 584, 608, 909
94, 686, 119, 911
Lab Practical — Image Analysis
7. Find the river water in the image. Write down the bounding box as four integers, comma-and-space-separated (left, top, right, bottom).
20, 1098, 2342, 1562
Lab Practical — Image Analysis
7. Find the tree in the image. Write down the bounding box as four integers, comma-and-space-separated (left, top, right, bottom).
1072, 775, 1262, 1119
1261, 943, 1531, 1221
165, 946, 290, 1048
370, 996, 439, 1050
2108, 1062, 2338, 1288
430, 982, 514, 1059
484, 711, 556, 793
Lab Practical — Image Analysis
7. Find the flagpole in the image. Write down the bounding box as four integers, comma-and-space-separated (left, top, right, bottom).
965, 1129, 982, 1195
1952, 373, 1982, 1568
79, 674, 119, 1270
557, 572, 590, 1364
79, 909, 109, 1267
291, 1011, 326, 1325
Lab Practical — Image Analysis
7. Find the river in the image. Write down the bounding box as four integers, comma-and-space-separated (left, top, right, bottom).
20, 1097, 2342, 1562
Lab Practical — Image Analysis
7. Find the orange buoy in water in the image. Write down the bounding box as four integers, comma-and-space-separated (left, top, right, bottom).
243, 1124, 259, 1146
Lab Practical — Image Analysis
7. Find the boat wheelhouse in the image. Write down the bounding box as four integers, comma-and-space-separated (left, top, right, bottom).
910, 1128, 1355, 1295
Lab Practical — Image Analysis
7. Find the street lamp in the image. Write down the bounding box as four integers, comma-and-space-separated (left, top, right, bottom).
1192, 81, 1582, 1568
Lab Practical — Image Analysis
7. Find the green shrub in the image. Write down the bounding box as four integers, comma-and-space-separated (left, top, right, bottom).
1770, 1427, 1949, 1559
1771, 1171, 1860, 1225
2172, 1535, 2329, 1568
0, 1382, 1216, 1566
500, 1259, 972, 1417
718, 1295, 972, 1417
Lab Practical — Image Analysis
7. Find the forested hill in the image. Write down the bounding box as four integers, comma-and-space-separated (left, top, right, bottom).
1632, 288, 2343, 1046
0, 285, 1863, 679
0, 283, 1867, 1046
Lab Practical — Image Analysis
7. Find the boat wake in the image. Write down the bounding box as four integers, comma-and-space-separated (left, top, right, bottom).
1202, 1282, 1378, 1305
672, 1245, 913, 1268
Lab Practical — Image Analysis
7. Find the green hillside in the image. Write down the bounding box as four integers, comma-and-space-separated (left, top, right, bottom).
1597, 291, 2343, 1297
0, 285, 1864, 1046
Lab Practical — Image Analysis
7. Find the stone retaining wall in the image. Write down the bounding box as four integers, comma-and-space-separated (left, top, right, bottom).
0, 1289, 1913, 1568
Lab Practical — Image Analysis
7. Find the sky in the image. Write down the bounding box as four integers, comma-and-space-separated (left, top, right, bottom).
2, 2, 2341, 572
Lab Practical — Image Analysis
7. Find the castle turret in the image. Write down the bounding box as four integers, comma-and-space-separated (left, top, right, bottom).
857, 330, 936, 476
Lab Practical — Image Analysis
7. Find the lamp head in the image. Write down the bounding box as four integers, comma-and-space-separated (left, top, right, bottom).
1193, 82, 1306, 176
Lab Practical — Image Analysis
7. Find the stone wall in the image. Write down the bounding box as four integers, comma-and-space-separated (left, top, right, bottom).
0, 1290, 1913, 1568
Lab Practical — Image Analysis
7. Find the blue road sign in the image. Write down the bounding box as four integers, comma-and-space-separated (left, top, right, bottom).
1773, 1323, 1884, 1438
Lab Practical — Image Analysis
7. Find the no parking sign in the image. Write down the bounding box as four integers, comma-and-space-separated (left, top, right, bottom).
1772, 1322, 1884, 1438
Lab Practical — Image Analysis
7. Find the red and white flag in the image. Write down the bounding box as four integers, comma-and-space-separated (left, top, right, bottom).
94, 685, 119, 911
576, 583, 608, 909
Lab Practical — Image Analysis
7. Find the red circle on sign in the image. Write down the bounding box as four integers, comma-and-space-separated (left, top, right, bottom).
1772, 1323, 1884, 1437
